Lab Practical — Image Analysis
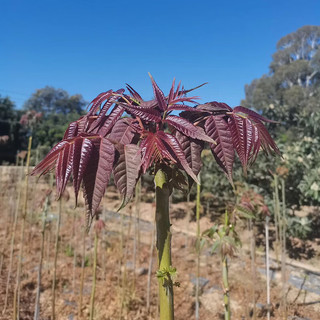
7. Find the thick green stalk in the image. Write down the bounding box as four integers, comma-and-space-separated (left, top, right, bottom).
155, 167, 174, 320
222, 256, 230, 320
89, 231, 98, 320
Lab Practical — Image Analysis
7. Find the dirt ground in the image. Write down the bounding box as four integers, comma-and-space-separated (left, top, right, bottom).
0, 166, 320, 320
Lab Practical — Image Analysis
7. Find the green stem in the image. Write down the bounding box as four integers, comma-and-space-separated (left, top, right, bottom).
222, 256, 230, 320
155, 166, 174, 320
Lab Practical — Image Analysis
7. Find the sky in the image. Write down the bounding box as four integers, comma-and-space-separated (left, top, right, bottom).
1, 0, 320, 109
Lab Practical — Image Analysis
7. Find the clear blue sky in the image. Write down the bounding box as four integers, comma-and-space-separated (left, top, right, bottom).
1, 0, 320, 109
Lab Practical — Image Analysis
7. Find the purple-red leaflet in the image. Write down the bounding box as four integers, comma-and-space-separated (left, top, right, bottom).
205, 115, 234, 183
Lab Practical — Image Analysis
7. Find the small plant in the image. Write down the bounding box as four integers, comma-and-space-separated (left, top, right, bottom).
65, 245, 74, 257
203, 210, 241, 320
287, 216, 312, 240
32, 75, 279, 319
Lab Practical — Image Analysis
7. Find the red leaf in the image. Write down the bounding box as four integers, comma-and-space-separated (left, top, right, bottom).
87, 90, 113, 116
165, 115, 215, 144
139, 99, 158, 109
228, 114, 248, 173
97, 105, 125, 136
31, 140, 69, 177
82, 139, 100, 229
126, 84, 142, 102
63, 121, 78, 139
140, 132, 176, 173
89, 89, 125, 132
82, 137, 115, 227
91, 138, 115, 214
233, 106, 278, 123
108, 119, 135, 145
175, 131, 203, 177
254, 121, 281, 156
198, 101, 232, 113
167, 104, 202, 113
72, 137, 94, 205
120, 103, 162, 123
205, 116, 235, 183
157, 131, 199, 184
149, 74, 167, 111
113, 143, 141, 209
55, 143, 74, 198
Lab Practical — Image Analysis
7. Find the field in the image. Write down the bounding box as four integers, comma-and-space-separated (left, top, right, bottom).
0, 165, 320, 320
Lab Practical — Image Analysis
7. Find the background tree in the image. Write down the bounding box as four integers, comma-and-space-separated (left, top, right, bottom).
23, 87, 86, 148
23, 86, 85, 115
0, 95, 21, 163
242, 25, 320, 142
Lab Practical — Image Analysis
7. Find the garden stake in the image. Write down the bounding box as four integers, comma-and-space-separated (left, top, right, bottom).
280, 178, 287, 319
265, 215, 271, 320
13, 135, 32, 320
79, 227, 86, 317
34, 191, 50, 320
3, 165, 23, 314
89, 230, 98, 320
133, 178, 141, 293
52, 198, 62, 320
195, 176, 201, 320
147, 223, 155, 313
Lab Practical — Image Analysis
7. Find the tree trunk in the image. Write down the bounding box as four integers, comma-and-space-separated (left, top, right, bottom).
155, 166, 174, 320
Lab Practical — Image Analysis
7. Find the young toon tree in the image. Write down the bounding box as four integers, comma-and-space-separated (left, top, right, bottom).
31, 75, 279, 320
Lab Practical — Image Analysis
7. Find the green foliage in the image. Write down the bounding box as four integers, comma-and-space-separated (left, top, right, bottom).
22, 87, 86, 148
23, 86, 86, 115
287, 216, 312, 240
156, 266, 180, 288
203, 211, 241, 258
65, 245, 74, 257
0, 95, 17, 122
0, 95, 22, 163
238, 26, 320, 210
242, 25, 320, 140
33, 111, 85, 147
